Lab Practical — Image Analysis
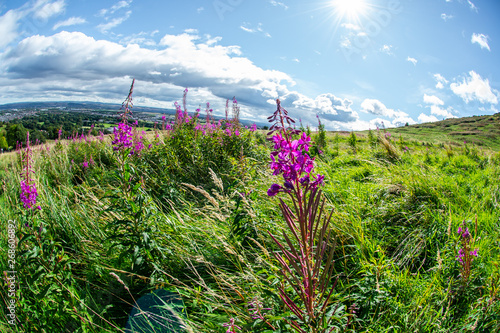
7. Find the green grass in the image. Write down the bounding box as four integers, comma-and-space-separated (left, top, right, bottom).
0, 123, 499, 332
357, 113, 500, 150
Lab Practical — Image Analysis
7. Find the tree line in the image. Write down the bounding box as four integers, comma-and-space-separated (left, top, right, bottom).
0, 111, 153, 150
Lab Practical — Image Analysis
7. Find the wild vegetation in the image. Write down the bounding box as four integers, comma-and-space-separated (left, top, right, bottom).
0, 82, 499, 332
366, 113, 500, 151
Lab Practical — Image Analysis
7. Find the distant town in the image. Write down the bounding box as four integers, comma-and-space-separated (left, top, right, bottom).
0, 101, 263, 150
0, 101, 176, 124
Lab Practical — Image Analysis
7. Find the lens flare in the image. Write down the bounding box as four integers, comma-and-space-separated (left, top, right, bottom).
332, 0, 368, 21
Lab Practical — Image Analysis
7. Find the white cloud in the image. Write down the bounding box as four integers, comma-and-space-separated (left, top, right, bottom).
418, 113, 439, 123
33, 0, 66, 20
240, 25, 255, 33
407, 56, 417, 66
281, 92, 359, 125
429, 105, 456, 118
450, 71, 498, 104
341, 23, 361, 31
97, 10, 132, 32
441, 13, 453, 21
434, 73, 448, 89
239, 23, 271, 37
270, 0, 288, 10
0, 28, 419, 131
0, 31, 296, 123
0, 10, 21, 49
471, 33, 490, 51
478, 105, 499, 114
197, 7, 204, 14
422, 94, 455, 119
361, 99, 409, 119
119, 31, 156, 47
99, 0, 132, 16
53, 17, 86, 30
423, 94, 444, 105
380, 44, 393, 55
468, 0, 478, 12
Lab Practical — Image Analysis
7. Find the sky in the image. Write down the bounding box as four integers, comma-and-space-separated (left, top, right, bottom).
0, 0, 499, 130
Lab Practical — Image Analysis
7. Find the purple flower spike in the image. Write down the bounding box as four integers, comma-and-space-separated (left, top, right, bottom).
20, 180, 38, 209
456, 220, 478, 283
267, 183, 282, 197
222, 318, 241, 333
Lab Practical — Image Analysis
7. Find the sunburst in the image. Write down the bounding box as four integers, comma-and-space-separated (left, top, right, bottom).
331, 0, 369, 22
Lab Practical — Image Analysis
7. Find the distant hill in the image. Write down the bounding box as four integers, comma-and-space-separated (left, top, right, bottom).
363, 113, 500, 151
0, 101, 265, 127
0, 101, 176, 114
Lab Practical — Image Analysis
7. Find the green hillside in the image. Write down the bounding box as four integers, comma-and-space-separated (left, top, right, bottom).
361, 113, 500, 151
0, 102, 499, 333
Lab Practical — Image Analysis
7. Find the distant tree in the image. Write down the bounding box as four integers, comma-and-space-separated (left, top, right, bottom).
0, 136, 8, 150
348, 131, 357, 154
315, 116, 327, 152
367, 128, 377, 147
30, 130, 47, 144
6, 123, 27, 147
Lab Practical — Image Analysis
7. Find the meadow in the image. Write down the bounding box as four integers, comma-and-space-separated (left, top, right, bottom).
0, 85, 499, 332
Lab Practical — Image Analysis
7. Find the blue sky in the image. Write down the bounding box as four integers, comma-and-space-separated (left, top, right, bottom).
0, 0, 498, 130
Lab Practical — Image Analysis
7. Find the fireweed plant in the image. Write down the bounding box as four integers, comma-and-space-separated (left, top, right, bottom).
456, 220, 479, 284
19, 132, 41, 213
266, 99, 339, 333
15, 134, 82, 331
112, 79, 136, 155
105, 79, 162, 276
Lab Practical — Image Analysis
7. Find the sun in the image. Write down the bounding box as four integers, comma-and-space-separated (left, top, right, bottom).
331, 0, 368, 21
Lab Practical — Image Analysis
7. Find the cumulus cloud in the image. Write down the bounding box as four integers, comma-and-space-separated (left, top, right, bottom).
423, 94, 444, 106
0, 31, 298, 123
360, 99, 415, 127
407, 56, 417, 66
422, 93, 455, 119
418, 113, 439, 123
450, 71, 498, 104
430, 105, 456, 118
0, 28, 406, 131
280, 92, 359, 124
53, 17, 86, 30
471, 33, 490, 51
361, 99, 406, 118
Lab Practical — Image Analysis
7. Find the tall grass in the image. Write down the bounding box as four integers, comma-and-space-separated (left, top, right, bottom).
0, 90, 499, 332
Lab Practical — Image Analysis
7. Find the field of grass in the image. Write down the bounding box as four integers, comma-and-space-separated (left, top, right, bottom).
360, 113, 500, 151
0, 110, 499, 332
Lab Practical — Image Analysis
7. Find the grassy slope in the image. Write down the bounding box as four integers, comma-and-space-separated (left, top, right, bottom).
0, 121, 499, 332
357, 112, 500, 150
